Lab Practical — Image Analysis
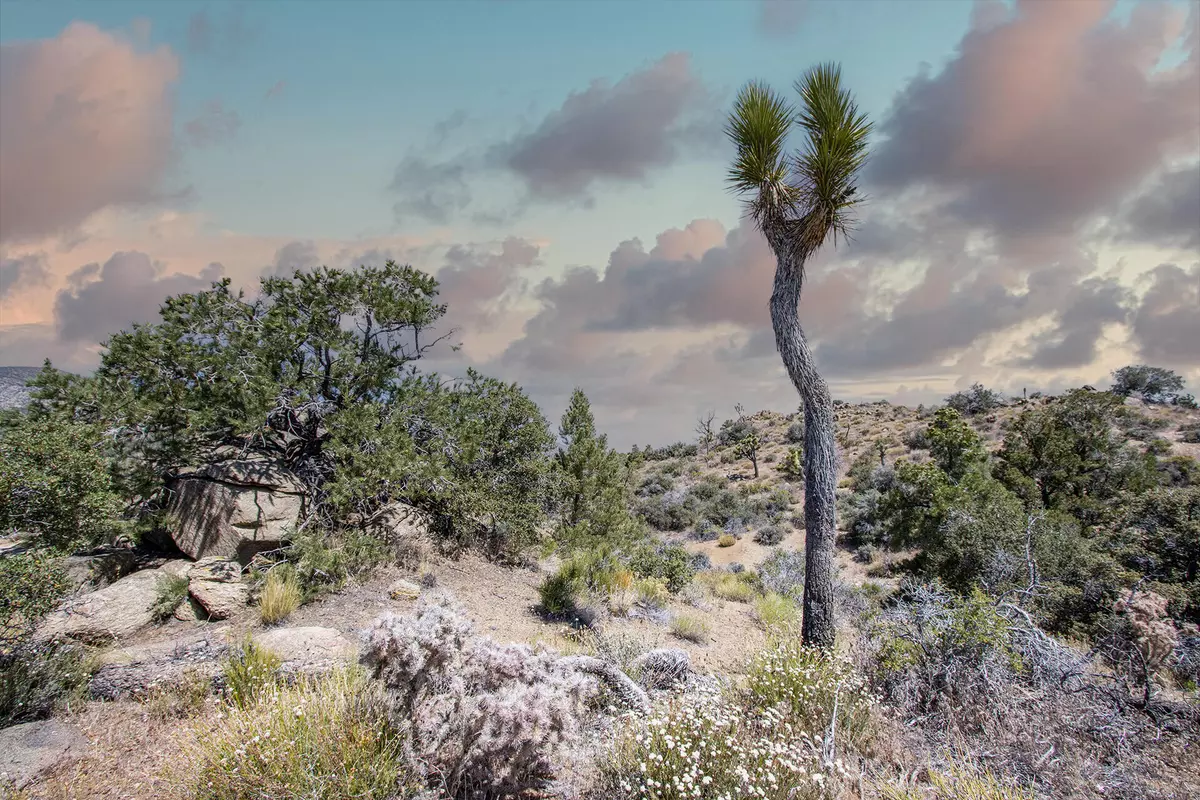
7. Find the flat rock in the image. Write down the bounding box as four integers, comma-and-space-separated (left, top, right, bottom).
158, 559, 195, 580
254, 626, 356, 672
190, 557, 241, 583
37, 568, 163, 646
0, 720, 88, 790
89, 628, 232, 700
189, 579, 249, 620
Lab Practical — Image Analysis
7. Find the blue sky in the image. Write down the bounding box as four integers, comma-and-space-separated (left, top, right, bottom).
1, 0, 1196, 447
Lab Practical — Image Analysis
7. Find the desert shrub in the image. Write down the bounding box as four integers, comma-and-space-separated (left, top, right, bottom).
687, 477, 723, 501
537, 546, 625, 616
627, 541, 696, 592
1180, 422, 1200, 444
0, 550, 70, 647
259, 565, 302, 625
670, 613, 710, 643
634, 577, 670, 608
150, 573, 190, 623
926, 407, 987, 481
140, 669, 213, 721
287, 527, 393, 599
745, 639, 876, 752
1157, 454, 1198, 487
1111, 364, 1188, 404
361, 595, 589, 798
717, 533, 736, 547
786, 420, 805, 443
754, 523, 787, 545
191, 668, 416, 800
753, 592, 798, 629
717, 417, 754, 446
0, 415, 125, 552
635, 490, 698, 532
945, 383, 1004, 417
758, 548, 806, 600
636, 473, 674, 496
221, 637, 283, 710
642, 442, 698, 461
861, 586, 1026, 728
779, 446, 804, 479
0, 638, 91, 726
603, 692, 837, 800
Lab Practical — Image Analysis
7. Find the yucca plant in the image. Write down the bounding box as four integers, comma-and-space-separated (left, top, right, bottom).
725, 63, 872, 648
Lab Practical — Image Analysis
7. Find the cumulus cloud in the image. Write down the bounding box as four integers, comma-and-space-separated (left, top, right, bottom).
1115, 162, 1200, 250
0, 254, 50, 299
264, 240, 321, 278
184, 100, 241, 147
0, 23, 179, 244
1013, 277, 1131, 369
868, 0, 1199, 239
493, 52, 714, 201
390, 155, 473, 226
1129, 261, 1200, 365
54, 252, 223, 343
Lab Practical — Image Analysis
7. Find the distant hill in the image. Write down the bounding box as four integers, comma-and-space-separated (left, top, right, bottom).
0, 366, 42, 410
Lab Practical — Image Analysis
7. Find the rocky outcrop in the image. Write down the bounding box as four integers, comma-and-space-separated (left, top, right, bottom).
62, 548, 139, 591
37, 568, 164, 646
87, 626, 357, 699
0, 720, 88, 790
165, 458, 307, 561
186, 556, 248, 620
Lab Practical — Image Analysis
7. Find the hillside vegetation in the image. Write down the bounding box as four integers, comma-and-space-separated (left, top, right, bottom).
1, 265, 1198, 800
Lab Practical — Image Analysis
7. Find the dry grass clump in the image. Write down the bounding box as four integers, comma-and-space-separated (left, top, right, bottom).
698, 569, 757, 603
754, 592, 799, 630
716, 533, 736, 547
670, 613, 710, 643
258, 566, 302, 625
189, 668, 415, 800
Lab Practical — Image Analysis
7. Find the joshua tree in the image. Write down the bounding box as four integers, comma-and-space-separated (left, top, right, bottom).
725, 63, 872, 648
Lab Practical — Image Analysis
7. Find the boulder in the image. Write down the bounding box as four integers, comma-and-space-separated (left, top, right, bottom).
388, 579, 422, 601
0, 720, 88, 790
165, 458, 307, 561
189, 580, 249, 621
61, 548, 139, 591
37, 568, 164, 646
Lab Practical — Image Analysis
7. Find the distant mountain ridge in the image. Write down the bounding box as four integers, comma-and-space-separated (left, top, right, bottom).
0, 366, 42, 410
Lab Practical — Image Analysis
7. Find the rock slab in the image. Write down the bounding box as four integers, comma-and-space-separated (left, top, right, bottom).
37, 568, 164, 646
0, 720, 87, 790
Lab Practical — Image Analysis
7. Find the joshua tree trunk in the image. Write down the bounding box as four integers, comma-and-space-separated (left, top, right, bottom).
767, 231, 838, 649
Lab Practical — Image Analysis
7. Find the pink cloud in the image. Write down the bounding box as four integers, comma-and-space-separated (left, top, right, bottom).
0, 23, 179, 245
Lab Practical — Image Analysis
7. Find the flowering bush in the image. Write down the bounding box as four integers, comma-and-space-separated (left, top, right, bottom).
361, 594, 591, 798
745, 640, 876, 753
604, 692, 837, 800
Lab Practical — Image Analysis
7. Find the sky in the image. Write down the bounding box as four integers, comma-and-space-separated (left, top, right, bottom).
0, 0, 1197, 449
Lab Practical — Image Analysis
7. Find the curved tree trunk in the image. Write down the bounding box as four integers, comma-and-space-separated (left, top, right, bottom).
768, 243, 838, 649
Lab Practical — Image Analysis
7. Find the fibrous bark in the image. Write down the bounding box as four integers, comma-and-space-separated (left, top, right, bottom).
766, 224, 838, 649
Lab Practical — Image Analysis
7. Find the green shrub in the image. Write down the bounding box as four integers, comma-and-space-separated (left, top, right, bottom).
191, 668, 416, 800
0, 551, 71, 648
878, 763, 1035, 800
717, 533, 736, 547
221, 637, 283, 710
754, 523, 787, 545
0, 416, 125, 552
150, 573, 190, 623
786, 421, 805, 444
700, 570, 757, 602
627, 542, 696, 592
288, 528, 392, 599
537, 546, 626, 615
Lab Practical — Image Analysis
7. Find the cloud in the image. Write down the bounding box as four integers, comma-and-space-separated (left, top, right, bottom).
54, 252, 223, 343
390, 155, 473, 226
492, 52, 714, 201
0, 254, 50, 299
186, 7, 259, 58
0, 23, 179, 245
263, 240, 321, 278
184, 100, 241, 148
868, 0, 1199, 240
263, 80, 286, 101
1129, 261, 1200, 365
1115, 162, 1200, 250
436, 236, 541, 331
1013, 277, 1131, 369
757, 0, 807, 38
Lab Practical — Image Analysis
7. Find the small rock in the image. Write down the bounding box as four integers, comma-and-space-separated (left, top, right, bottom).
0, 720, 88, 790
190, 557, 241, 582
388, 579, 422, 600
189, 579, 249, 620
173, 595, 210, 622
